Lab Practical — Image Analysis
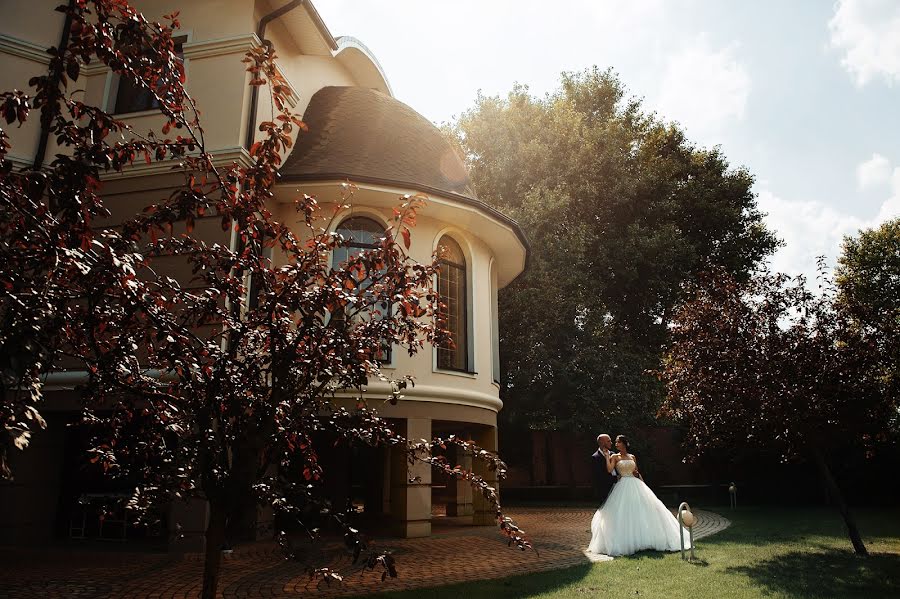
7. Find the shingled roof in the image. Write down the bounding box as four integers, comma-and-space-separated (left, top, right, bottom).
280, 86, 529, 268
280, 86, 478, 199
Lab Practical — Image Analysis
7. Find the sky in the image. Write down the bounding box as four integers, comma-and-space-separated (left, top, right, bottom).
316, 0, 900, 282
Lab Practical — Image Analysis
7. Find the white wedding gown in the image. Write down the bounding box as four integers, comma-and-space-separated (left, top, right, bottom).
587, 458, 691, 556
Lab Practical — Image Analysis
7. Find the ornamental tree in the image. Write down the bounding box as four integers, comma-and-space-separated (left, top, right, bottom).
659, 264, 898, 555
0, 2, 531, 597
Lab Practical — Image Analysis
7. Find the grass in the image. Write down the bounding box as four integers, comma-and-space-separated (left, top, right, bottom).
359, 506, 900, 599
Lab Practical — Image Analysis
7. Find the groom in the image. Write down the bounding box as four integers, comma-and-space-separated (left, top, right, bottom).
591, 433, 617, 501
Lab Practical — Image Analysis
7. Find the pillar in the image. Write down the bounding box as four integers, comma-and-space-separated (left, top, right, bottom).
363, 446, 385, 516
382, 445, 392, 515
253, 502, 274, 541
445, 444, 473, 517
389, 418, 432, 537
531, 430, 547, 485
168, 497, 210, 553
472, 426, 498, 526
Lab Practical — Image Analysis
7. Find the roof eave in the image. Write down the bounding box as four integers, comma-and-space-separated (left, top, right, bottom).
278, 172, 531, 284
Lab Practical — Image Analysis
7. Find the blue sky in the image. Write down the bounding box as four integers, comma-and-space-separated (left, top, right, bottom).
316, 0, 900, 282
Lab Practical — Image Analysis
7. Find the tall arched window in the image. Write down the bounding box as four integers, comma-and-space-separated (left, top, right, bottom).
332, 216, 390, 362
437, 235, 468, 371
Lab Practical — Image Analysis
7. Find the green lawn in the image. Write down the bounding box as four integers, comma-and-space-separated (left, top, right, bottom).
361, 507, 900, 599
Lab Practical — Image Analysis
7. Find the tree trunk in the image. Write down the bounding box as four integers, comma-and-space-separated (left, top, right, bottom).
201, 500, 228, 599
813, 449, 868, 556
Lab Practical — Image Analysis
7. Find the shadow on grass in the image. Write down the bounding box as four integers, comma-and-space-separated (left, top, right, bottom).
356, 563, 594, 599
725, 548, 900, 599
698, 506, 900, 549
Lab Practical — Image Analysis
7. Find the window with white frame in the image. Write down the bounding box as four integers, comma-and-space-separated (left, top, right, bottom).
437, 235, 468, 372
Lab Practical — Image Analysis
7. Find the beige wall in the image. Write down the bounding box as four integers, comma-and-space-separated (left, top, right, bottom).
0, 0, 62, 164
272, 181, 518, 419
0, 0, 65, 47
131, 0, 256, 41
0, 0, 380, 166
1, 0, 518, 428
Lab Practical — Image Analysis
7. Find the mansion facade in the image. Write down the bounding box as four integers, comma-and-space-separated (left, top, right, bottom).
0, 0, 527, 546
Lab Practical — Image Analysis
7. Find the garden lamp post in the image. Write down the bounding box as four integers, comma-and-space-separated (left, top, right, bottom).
677, 502, 696, 561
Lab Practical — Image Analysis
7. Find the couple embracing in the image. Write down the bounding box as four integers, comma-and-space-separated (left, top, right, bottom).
587, 434, 691, 556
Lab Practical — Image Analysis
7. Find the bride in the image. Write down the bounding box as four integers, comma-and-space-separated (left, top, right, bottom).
587, 435, 691, 556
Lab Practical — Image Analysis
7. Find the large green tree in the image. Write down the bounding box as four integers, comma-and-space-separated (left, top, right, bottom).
450, 68, 779, 434
836, 217, 900, 410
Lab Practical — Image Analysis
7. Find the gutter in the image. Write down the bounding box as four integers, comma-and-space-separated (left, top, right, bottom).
33, 0, 75, 171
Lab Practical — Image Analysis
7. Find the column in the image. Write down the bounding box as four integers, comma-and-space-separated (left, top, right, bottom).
445, 444, 473, 517
472, 425, 498, 526
382, 445, 392, 515
389, 418, 432, 537
254, 502, 274, 541
363, 446, 385, 516
168, 497, 210, 553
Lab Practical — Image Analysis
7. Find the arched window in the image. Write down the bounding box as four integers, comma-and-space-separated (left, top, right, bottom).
333, 216, 383, 264
437, 236, 468, 371
332, 216, 390, 363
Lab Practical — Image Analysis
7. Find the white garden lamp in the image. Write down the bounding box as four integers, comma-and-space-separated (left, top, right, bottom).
677, 502, 696, 561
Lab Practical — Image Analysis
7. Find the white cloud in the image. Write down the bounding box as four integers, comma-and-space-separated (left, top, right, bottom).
828, 0, 900, 87
875, 167, 900, 223
655, 35, 750, 145
759, 160, 899, 282
758, 189, 866, 281
856, 152, 892, 188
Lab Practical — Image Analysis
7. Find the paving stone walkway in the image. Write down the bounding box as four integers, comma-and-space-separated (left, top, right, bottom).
0, 507, 730, 598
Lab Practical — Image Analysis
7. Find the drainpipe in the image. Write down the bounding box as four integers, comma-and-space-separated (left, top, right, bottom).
231, 1, 306, 346
33, 0, 75, 171
243, 0, 305, 151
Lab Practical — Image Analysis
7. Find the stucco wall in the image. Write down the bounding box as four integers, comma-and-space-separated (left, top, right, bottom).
272, 182, 514, 420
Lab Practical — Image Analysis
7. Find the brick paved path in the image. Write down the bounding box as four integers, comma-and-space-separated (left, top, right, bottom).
0, 507, 730, 598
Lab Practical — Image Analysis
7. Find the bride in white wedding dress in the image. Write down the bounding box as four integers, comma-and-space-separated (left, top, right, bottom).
587, 435, 691, 556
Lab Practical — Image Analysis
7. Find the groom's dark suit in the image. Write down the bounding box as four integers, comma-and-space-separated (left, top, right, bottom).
591, 449, 617, 501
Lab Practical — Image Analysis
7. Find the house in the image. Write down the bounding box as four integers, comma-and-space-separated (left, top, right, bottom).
0, 0, 527, 545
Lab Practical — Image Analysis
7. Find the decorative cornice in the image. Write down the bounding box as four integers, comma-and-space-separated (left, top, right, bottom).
183, 33, 261, 60
6, 146, 253, 180
6, 154, 33, 169
333, 381, 503, 412
41, 371, 503, 411
78, 60, 107, 78
100, 145, 254, 180
0, 33, 50, 65
81, 33, 263, 76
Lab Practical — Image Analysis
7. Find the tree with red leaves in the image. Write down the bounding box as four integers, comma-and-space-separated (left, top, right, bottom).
659, 263, 898, 556
0, 2, 531, 596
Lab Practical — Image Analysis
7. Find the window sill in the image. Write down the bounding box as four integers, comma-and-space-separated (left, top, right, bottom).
111, 109, 162, 119
434, 368, 477, 379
